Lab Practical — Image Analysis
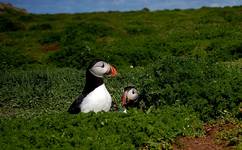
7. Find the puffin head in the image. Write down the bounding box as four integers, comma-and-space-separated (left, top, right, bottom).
89, 60, 117, 78
121, 86, 139, 110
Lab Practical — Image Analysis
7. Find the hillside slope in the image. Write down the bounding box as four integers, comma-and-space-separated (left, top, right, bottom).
0, 4, 241, 149
1, 5, 242, 69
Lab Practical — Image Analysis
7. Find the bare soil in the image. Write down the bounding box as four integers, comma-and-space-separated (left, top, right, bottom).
173, 122, 238, 150
41, 43, 60, 52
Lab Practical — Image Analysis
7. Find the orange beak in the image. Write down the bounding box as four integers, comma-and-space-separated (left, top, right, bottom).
107, 65, 117, 77
121, 91, 127, 108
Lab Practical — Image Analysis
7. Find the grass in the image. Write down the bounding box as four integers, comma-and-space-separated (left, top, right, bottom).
0, 67, 83, 117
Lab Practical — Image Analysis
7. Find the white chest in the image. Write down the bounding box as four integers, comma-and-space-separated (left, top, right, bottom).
80, 84, 112, 113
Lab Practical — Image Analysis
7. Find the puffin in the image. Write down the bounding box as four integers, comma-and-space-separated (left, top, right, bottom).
68, 60, 117, 114
121, 86, 139, 113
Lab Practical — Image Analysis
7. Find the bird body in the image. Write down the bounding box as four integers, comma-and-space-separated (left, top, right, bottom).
68, 60, 117, 114
80, 84, 112, 113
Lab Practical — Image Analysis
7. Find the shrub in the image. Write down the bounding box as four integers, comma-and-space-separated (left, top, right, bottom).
62, 21, 114, 41
48, 43, 95, 69
125, 25, 152, 35
17, 14, 34, 22
141, 7, 150, 12
29, 23, 52, 31
0, 46, 34, 70
59, 25, 97, 47
0, 105, 203, 149
38, 32, 61, 44
125, 57, 242, 121
78, 21, 114, 37
0, 16, 25, 32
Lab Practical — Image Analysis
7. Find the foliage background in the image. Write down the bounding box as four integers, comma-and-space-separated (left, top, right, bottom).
0, 3, 241, 149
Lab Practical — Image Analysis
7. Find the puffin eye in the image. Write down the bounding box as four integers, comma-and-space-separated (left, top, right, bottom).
101, 63, 105, 68
132, 90, 135, 94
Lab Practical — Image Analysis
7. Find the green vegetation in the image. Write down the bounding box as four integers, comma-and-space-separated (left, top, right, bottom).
216, 122, 242, 147
0, 3, 241, 149
0, 106, 203, 149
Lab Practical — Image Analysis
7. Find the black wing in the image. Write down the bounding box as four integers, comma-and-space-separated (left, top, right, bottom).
67, 95, 84, 114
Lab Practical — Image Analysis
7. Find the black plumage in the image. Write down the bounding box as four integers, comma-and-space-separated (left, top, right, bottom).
68, 62, 104, 114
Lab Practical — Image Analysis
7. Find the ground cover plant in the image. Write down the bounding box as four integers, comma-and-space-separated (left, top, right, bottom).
0, 106, 203, 149
0, 3, 241, 149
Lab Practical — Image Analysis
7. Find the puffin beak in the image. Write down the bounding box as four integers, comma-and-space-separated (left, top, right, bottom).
121, 91, 127, 108
106, 65, 117, 77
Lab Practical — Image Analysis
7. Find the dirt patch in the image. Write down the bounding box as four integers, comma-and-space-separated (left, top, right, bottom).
173, 121, 238, 150
41, 43, 60, 52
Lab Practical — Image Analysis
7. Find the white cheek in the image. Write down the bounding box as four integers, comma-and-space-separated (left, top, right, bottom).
90, 67, 108, 77
127, 91, 138, 100
95, 68, 106, 74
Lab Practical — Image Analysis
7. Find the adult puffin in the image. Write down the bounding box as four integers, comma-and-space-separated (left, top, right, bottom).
68, 60, 117, 114
121, 86, 139, 113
